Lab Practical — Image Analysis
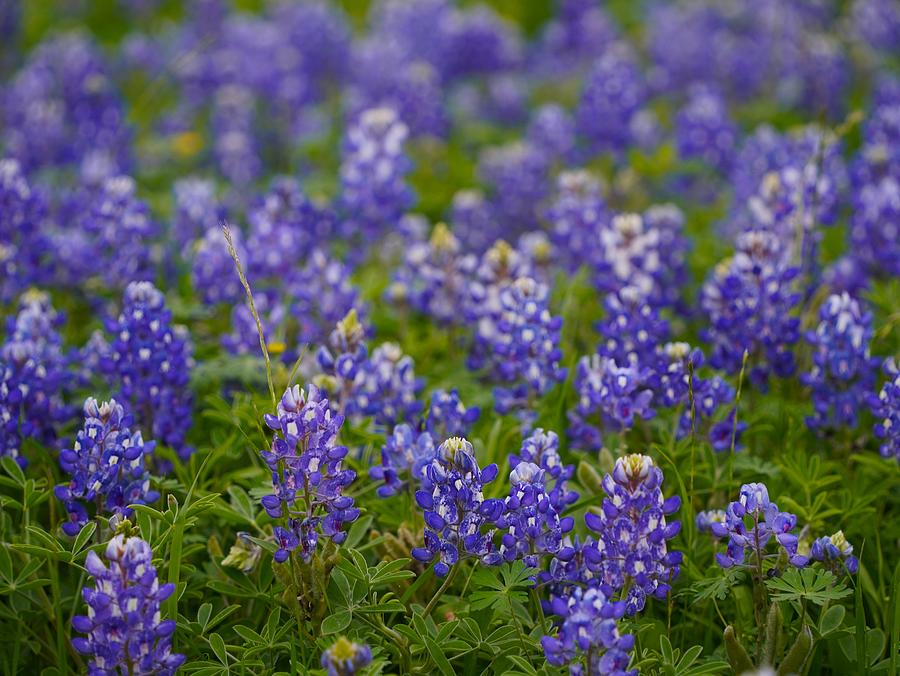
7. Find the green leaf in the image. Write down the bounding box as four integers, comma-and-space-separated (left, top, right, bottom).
71, 522, 97, 556
209, 633, 228, 664
0, 545, 12, 582
689, 569, 745, 603
321, 611, 352, 635
197, 603, 212, 631
233, 625, 266, 644
1, 457, 25, 486
423, 634, 455, 676
765, 567, 852, 606
819, 605, 846, 636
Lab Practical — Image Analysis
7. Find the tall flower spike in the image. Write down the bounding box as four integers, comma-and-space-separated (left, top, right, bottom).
353, 342, 424, 427
510, 428, 578, 511
541, 586, 636, 676
104, 281, 194, 460
316, 308, 369, 416
72, 534, 185, 675
801, 293, 878, 431
412, 437, 503, 577
288, 249, 361, 346
260, 384, 359, 563
543, 170, 607, 273
369, 423, 435, 498
871, 358, 900, 462
711, 482, 808, 570
425, 388, 480, 441
55, 398, 159, 536
584, 453, 682, 615
0, 292, 70, 466
0, 158, 51, 301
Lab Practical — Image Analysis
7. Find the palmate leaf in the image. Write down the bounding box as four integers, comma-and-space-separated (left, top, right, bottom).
765, 567, 851, 606
469, 561, 537, 618
689, 568, 745, 603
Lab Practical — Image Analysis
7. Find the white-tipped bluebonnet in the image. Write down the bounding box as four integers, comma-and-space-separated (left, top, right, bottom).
387, 223, 475, 325
261, 384, 359, 563
850, 177, 900, 278
72, 534, 184, 675
701, 229, 801, 388
192, 225, 245, 306
597, 287, 670, 369
569, 355, 654, 451
576, 42, 646, 155
449, 189, 500, 255
172, 178, 224, 252
466, 238, 534, 329
810, 531, 859, 575
79, 175, 158, 288
544, 170, 607, 273
711, 483, 808, 569
222, 290, 288, 359
478, 141, 549, 235
370, 423, 435, 498
339, 107, 413, 242
412, 437, 503, 577
0, 159, 51, 300
511, 429, 578, 512
696, 509, 728, 536
0, 292, 70, 466
353, 342, 424, 428
487, 462, 574, 567
55, 398, 159, 537
541, 586, 635, 676
871, 359, 900, 462
315, 309, 369, 415
584, 454, 682, 615
802, 293, 878, 431
3, 34, 130, 173
103, 282, 194, 460
470, 276, 566, 425
211, 85, 261, 189
675, 86, 737, 173
288, 249, 361, 346
425, 388, 480, 441
321, 636, 372, 676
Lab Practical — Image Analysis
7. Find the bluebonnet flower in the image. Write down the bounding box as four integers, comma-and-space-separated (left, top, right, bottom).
544, 170, 607, 273
576, 42, 646, 155
210, 85, 261, 189
386, 223, 475, 325
538, 536, 602, 608
489, 462, 575, 567
467, 239, 534, 331
339, 107, 413, 242
470, 277, 565, 425
696, 510, 728, 536
802, 293, 878, 431
569, 355, 654, 451
0, 292, 70, 466
353, 342, 424, 427
412, 437, 503, 577
72, 534, 184, 675
541, 586, 635, 676
584, 454, 682, 614
370, 423, 435, 498
55, 398, 159, 536
172, 177, 223, 251
425, 388, 480, 441
3, 33, 130, 172
261, 384, 359, 563
675, 86, 737, 173
0, 158, 50, 300
449, 189, 500, 255
810, 531, 859, 575
222, 290, 288, 359
852, 0, 900, 54
442, 5, 522, 80
510, 429, 578, 512
871, 359, 900, 462
532, 0, 618, 75
701, 229, 801, 388
850, 177, 900, 278
711, 483, 808, 569
104, 282, 194, 459
246, 177, 336, 283
368, 0, 451, 73
192, 225, 245, 306
527, 104, 576, 163
288, 249, 361, 346
79, 175, 158, 288
597, 287, 670, 369
316, 309, 369, 415
478, 141, 549, 234
321, 636, 372, 676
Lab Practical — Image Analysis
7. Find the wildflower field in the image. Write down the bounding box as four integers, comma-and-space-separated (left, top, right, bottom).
1, 0, 900, 674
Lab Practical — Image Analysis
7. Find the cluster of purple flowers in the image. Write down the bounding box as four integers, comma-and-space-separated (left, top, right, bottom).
543, 170, 607, 273
585, 454, 682, 615
0, 292, 70, 466
0, 158, 50, 301
711, 483, 808, 569
510, 429, 578, 512
102, 281, 194, 459
321, 637, 373, 676
871, 359, 900, 462
541, 586, 635, 676
370, 424, 435, 498
701, 230, 801, 388
72, 534, 184, 675
412, 437, 503, 577
55, 398, 158, 536
809, 531, 859, 575
477, 141, 549, 234
289, 249, 360, 346
171, 177, 224, 252
192, 225, 244, 306
260, 384, 359, 563
675, 86, 737, 173
802, 293, 878, 431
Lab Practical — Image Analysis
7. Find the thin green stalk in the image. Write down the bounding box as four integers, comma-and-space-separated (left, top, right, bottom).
48, 559, 67, 671
423, 564, 460, 617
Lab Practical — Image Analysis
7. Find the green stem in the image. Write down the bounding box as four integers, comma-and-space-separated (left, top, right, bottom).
423, 564, 459, 617
48, 560, 67, 670
167, 517, 184, 624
